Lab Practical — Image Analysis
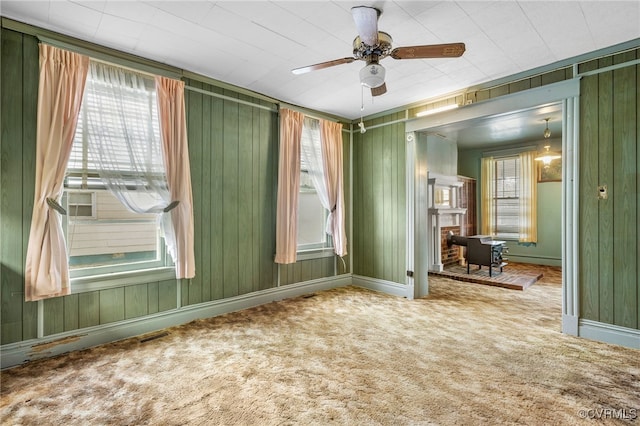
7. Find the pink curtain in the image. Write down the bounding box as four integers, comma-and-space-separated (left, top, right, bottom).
319, 120, 347, 257
155, 76, 196, 279
25, 44, 89, 301
274, 108, 304, 264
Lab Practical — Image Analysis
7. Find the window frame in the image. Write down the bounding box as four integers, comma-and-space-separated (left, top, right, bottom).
492, 155, 520, 240
296, 118, 334, 259
63, 62, 175, 291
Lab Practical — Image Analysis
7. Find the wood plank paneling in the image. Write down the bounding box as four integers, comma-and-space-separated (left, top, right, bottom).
340, 130, 351, 275
597, 58, 615, 324
395, 117, 406, 283
222, 91, 240, 298
637, 62, 640, 329
200, 87, 212, 303
158, 279, 177, 312
259, 108, 276, 290
579, 51, 639, 330
612, 53, 637, 329
352, 119, 405, 282
238, 100, 254, 295
64, 294, 79, 331
125, 283, 148, 320
43, 297, 64, 336
1, 29, 26, 344
579, 65, 601, 321
147, 282, 159, 314
382, 120, 393, 281
99, 288, 125, 324
251, 102, 261, 292
353, 131, 362, 274
21, 32, 39, 340
186, 80, 203, 306
78, 291, 100, 328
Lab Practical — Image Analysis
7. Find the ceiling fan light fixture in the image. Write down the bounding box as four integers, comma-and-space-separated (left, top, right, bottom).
359, 63, 386, 88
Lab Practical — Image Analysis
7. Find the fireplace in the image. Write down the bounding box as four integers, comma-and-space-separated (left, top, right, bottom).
427, 172, 466, 272
446, 233, 508, 277
441, 226, 461, 266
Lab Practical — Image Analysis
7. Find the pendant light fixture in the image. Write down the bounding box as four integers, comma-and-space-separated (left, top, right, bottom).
535, 118, 561, 167
543, 118, 551, 139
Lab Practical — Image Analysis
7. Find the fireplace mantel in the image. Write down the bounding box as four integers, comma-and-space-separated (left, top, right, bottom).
428, 208, 467, 215
427, 172, 467, 272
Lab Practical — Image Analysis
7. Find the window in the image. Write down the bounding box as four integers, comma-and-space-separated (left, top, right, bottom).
482, 151, 537, 243
64, 62, 172, 277
493, 156, 520, 239
297, 117, 332, 252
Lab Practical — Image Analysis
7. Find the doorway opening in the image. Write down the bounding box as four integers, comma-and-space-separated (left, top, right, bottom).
405, 79, 580, 336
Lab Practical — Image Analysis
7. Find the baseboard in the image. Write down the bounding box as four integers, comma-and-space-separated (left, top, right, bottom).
578, 320, 640, 349
0, 274, 352, 370
352, 274, 410, 298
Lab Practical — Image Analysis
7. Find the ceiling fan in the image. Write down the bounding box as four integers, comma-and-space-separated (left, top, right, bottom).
292, 6, 466, 97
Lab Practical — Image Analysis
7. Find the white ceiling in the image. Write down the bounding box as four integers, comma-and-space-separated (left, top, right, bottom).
1, 1, 639, 148
429, 101, 564, 150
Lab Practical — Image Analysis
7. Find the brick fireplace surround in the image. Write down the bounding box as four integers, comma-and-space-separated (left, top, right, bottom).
441, 225, 461, 266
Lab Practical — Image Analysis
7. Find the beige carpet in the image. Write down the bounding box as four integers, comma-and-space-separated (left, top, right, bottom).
1, 268, 639, 425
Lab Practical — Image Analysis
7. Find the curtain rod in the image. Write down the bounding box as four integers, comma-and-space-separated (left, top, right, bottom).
184, 85, 277, 112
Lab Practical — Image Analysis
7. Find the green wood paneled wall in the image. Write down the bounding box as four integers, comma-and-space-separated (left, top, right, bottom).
0, 28, 39, 344
183, 79, 279, 302
0, 26, 348, 345
352, 113, 406, 283
579, 51, 639, 330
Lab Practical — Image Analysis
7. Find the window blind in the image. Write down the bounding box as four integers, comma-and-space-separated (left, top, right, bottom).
494, 157, 520, 239
67, 73, 163, 187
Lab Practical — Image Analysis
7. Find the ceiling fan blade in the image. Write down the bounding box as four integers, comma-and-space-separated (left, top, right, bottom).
391, 43, 466, 60
291, 57, 356, 75
371, 83, 387, 97
351, 6, 380, 46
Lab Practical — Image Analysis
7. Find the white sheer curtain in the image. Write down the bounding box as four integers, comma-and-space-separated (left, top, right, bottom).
480, 156, 495, 236
319, 119, 347, 257
518, 151, 538, 243
300, 117, 332, 233
83, 61, 177, 260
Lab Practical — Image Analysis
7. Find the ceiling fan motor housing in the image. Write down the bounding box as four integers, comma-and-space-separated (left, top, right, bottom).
353, 32, 393, 59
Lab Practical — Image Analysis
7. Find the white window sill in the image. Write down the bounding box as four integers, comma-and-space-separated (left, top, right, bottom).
296, 248, 335, 261
71, 267, 176, 293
